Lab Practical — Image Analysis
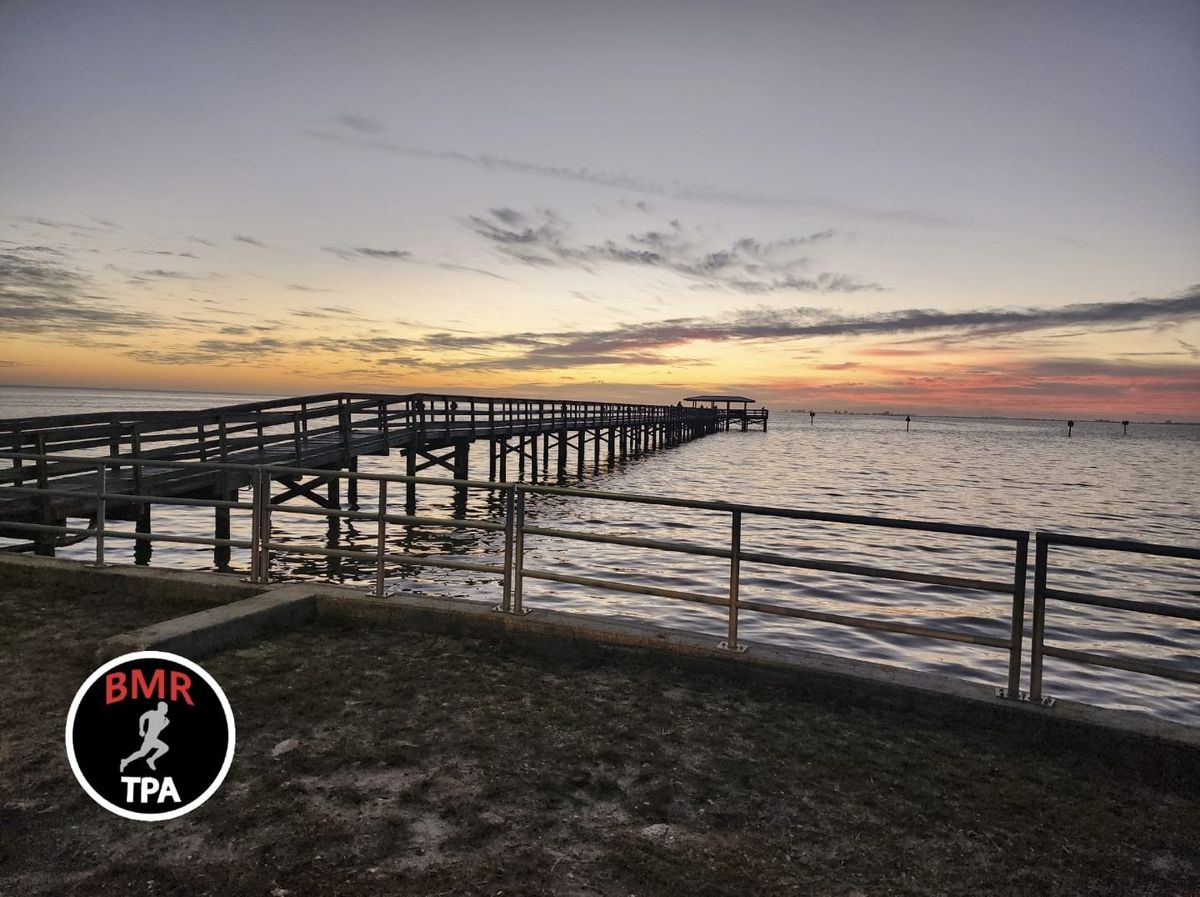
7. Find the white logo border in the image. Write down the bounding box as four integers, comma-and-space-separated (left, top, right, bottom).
64, 650, 236, 822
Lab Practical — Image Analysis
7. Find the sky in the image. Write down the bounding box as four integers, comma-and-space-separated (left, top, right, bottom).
1, 0, 1198, 418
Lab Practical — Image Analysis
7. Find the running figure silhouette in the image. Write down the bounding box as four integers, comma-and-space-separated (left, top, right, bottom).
119, 701, 171, 772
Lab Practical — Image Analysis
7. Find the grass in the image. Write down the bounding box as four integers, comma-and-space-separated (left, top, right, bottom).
1, 583, 1197, 896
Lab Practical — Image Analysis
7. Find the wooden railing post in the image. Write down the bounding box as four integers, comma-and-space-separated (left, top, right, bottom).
131, 423, 143, 495
9, 427, 22, 487
338, 398, 352, 461
292, 412, 303, 462
34, 433, 47, 490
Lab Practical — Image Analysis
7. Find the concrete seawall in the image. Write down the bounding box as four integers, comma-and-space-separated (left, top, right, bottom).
5, 553, 1196, 787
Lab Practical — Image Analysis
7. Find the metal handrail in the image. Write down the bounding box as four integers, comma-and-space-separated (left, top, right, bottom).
1028, 531, 1200, 704
0, 451, 1039, 700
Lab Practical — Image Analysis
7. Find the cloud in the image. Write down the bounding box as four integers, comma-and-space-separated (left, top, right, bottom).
287, 283, 335, 293
462, 208, 880, 294
0, 249, 162, 334
20, 216, 111, 234
336, 113, 384, 135
123, 285, 1200, 377
351, 247, 411, 260
436, 262, 512, 281
305, 124, 963, 226
135, 249, 199, 259
288, 305, 365, 320
323, 246, 507, 280
403, 286, 1200, 370
323, 246, 412, 261
233, 234, 268, 247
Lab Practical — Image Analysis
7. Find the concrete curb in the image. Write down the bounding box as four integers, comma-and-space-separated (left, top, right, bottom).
0, 553, 260, 606
98, 584, 319, 661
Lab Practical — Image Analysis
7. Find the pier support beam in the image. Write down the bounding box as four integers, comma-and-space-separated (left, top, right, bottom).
453, 438, 470, 517
33, 518, 58, 558
214, 486, 234, 569
134, 502, 152, 565
406, 447, 418, 515
557, 428, 568, 482
347, 457, 359, 509
325, 476, 340, 541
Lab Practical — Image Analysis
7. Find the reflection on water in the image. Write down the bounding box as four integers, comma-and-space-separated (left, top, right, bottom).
8, 389, 1195, 725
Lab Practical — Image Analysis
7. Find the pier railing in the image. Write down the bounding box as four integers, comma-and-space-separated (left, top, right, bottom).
0, 451, 1195, 709
0, 391, 718, 489
1029, 531, 1200, 704
0, 455, 1065, 700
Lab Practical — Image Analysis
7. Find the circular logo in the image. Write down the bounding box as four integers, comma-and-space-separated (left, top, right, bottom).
65, 651, 235, 821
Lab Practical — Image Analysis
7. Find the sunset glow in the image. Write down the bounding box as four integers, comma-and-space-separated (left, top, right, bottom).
1, 1, 1197, 419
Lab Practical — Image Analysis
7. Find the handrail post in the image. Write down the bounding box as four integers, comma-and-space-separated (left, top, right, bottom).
338, 398, 352, 462
375, 479, 388, 599
1000, 533, 1029, 699
260, 467, 273, 583
130, 424, 143, 495
720, 510, 747, 652
513, 487, 527, 614
250, 467, 273, 584
10, 427, 22, 487
499, 485, 515, 613
93, 462, 106, 566
34, 433, 48, 490
1029, 533, 1050, 704
249, 466, 262, 581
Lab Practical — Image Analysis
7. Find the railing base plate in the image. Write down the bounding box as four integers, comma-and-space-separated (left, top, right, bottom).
717, 640, 748, 654
492, 605, 532, 616
994, 687, 1056, 707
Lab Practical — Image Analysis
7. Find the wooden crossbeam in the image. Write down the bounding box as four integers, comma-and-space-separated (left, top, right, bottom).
271, 474, 337, 507
414, 449, 457, 475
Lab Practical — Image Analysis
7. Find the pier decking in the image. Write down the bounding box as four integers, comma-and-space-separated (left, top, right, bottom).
0, 392, 719, 558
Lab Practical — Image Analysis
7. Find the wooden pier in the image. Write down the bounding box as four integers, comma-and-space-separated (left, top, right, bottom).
684, 394, 768, 431
0, 393, 720, 561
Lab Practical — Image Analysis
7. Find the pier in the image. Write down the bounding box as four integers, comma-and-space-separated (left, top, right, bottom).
683, 394, 768, 431
0, 392, 719, 561
0, 393, 1195, 721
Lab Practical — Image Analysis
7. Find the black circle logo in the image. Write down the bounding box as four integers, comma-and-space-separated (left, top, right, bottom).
65, 651, 235, 821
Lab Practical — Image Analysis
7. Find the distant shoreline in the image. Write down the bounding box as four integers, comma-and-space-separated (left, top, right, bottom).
783, 409, 1199, 426
0, 384, 1193, 426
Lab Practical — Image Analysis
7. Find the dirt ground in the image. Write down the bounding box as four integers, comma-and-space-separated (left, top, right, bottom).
2, 583, 1198, 897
